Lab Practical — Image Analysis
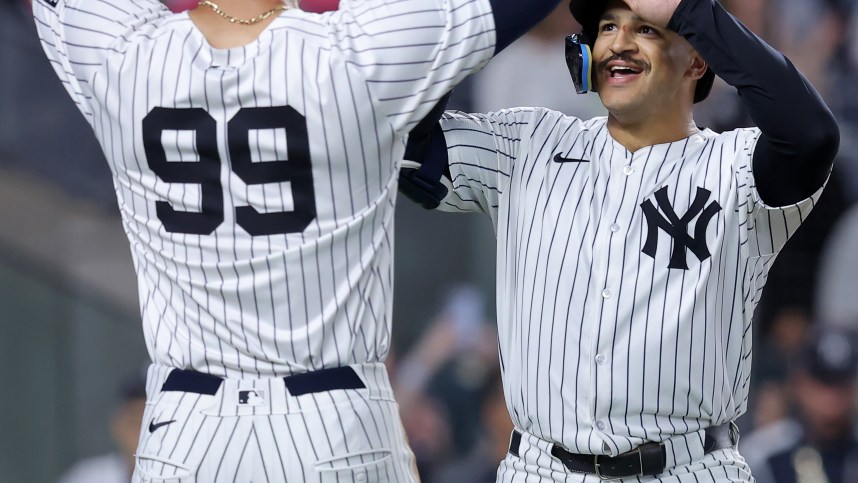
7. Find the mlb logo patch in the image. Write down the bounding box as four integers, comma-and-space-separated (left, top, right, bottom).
238, 390, 266, 406
44, 0, 61, 7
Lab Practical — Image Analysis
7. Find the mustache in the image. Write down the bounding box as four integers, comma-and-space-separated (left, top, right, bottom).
597, 54, 650, 73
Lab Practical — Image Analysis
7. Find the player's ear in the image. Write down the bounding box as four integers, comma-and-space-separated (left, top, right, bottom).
687, 51, 708, 81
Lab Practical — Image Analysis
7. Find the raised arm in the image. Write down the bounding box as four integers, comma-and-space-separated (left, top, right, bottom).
32, 0, 170, 122
334, 0, 561, 137
666, 0, 839, 206
397, 0, 581, 209
490, 0, 564, 54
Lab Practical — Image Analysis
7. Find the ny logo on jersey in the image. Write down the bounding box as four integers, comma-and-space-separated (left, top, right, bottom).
640, 186, 722, 270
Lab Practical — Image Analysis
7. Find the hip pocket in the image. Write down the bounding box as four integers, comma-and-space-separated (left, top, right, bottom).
135, 453, 194, 482
133, 399, 209, 482
315, 449, 394, 483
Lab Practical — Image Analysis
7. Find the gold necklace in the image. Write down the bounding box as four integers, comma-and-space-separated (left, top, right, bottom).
198, 1, 287, 25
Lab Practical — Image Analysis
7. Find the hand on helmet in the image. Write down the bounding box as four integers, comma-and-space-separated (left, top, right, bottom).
624, 0, 682, 28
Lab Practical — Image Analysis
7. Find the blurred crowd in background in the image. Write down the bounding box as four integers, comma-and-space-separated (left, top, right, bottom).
2, 0, 858, 481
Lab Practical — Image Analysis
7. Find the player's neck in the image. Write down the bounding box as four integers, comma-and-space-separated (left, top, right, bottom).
189, 0, 286, 49
606, 110, 699, 153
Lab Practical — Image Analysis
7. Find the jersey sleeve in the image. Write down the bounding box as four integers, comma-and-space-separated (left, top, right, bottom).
437, 108, 537, 225
32, 0, 168, 123
734, 128, 828, 258
330, 0, 496, 136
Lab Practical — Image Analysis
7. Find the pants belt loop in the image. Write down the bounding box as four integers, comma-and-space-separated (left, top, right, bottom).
282, 366, 366, 396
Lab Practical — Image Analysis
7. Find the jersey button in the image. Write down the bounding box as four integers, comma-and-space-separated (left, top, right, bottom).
595, 420, 607, 431
595, 354, 607, 365
623, 165, 635, 175
601, 289, 612, 299
610, 223, 620, 233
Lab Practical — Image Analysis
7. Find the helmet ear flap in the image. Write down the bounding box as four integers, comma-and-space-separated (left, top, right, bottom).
565, 33, 596, 94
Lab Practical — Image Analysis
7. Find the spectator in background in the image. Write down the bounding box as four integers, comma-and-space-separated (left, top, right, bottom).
392, 285, 499, 481
743, 327, 858, 483
467, 2, 606, 118
57, 376, 146, 483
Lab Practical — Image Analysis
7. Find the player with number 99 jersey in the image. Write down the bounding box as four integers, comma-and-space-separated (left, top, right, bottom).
33, 0, 496, 377
32, 0, 573, 479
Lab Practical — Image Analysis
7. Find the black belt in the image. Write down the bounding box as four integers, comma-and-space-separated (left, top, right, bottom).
161, 366, 366, 396
509, 422, 738, 480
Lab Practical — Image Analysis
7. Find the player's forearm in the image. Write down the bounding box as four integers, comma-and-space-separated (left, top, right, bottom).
668, 0, 839, 205
488, 0, 562, 53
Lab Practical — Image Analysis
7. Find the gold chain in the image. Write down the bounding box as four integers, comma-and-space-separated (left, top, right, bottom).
197, 1, 287, 25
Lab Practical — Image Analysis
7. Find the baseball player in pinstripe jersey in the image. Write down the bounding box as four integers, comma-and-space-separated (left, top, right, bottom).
401, 0, 840, 481
30, 0, 565, 481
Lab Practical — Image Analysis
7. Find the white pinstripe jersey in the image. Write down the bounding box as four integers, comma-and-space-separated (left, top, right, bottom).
33, 0, 496, 378
439, 108, 824, 457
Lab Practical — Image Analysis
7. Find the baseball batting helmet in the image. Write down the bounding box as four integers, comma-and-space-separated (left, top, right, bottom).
566, 0, 715, 103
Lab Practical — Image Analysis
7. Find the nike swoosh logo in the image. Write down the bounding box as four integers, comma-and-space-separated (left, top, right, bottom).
554, 153, 590, 163
148, 419, 176, 433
